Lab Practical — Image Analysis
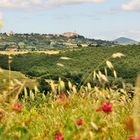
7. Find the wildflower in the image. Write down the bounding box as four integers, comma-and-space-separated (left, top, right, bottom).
102, 102, 112, 113
96, 106, 103, 112
128, 129, 140, 140
137, 129, 140, 140
76, 118, 84, 126
12, 103, 22, 112
59, 92, 67, 100
128, 136, 136, 140
54, 133, 64, 140
124, 116, 134, 132
96, 102, 112, 113
56, 92, 69, 108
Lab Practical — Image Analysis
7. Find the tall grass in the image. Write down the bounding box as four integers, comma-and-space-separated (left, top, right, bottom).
0, 52, 139, 140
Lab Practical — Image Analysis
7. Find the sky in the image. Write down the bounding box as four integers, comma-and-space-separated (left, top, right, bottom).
0, 0, 140, 41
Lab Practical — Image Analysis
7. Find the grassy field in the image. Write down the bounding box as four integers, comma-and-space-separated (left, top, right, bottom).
0, 45, 140, 140
0, 69, 25, 90
0, 69, 37, 92
0, 78, 138, 140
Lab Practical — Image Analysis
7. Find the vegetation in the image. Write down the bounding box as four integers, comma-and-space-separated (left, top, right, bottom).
0, 69, 140, 139
0, 68, 37, 93
0, 45, 140, 90
0, 33, 115, 51
0, 86, 135, 140
0, 37, 140, 139
0, 69, 26, 90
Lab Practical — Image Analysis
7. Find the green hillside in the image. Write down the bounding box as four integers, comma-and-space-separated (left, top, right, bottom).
0, 45, 140, 86
0, 69, 37, 91
0, 33, 115, 51
0, 69, 26, 90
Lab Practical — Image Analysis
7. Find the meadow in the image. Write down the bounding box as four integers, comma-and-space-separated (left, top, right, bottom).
0, 86, 135, 140
0, 72, 140, 140
0, 45, 140, 140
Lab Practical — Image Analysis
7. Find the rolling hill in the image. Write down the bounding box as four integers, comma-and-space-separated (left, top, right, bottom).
114, 37, 139, 45
0, 33, 115, 51
0, 45, 140, 85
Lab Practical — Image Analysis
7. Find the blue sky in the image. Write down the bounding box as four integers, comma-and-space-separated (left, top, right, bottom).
0, 0, 140, 41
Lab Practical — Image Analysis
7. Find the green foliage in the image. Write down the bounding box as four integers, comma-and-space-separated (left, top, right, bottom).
0, 33, 115, 50
0, 69, 26, 91
0, 45, 140, 85
0, 49, 139, 139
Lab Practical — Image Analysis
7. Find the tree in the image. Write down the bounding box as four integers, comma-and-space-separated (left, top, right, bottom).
18, 42, 25, 49
77, 44, 82, 48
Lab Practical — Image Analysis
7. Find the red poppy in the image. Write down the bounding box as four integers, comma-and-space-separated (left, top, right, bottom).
102, 102, 112, 113
12, 103, 22, 112
96, 102, 112, 113
128, 136, 136, 140
54, 133, 64, 140
137, 130, 140, 140
96, 107, 103, 112
59, 93, 66, 100
76, 118, 84, 126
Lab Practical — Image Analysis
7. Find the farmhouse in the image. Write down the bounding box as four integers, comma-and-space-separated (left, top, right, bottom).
63, 32, 79, 37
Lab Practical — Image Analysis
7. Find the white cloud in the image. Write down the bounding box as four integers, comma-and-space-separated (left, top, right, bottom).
122, 0, 140, 11
47, 0, 106, 7
0, 0, 106, 9
0, 0, 46, 9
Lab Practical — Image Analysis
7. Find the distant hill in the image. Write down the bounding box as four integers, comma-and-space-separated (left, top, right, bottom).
114, 37, 139, 45
0, 33, 115, 51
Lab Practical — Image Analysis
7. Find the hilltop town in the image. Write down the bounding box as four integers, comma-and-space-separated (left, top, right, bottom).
0, 32, 115, 51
